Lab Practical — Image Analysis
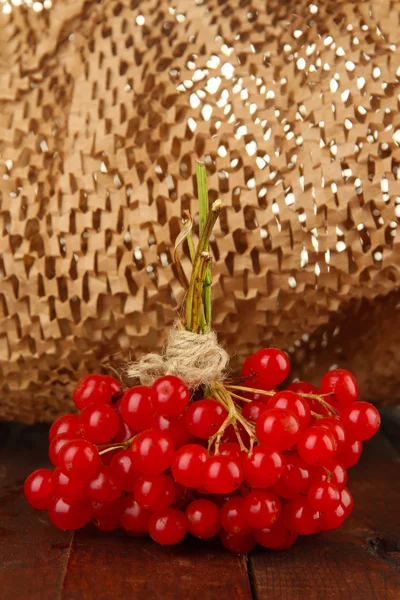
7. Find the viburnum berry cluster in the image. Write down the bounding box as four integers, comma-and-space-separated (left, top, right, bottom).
24, 164, 381, 553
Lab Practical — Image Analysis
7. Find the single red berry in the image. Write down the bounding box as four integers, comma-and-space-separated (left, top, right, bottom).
92, 515, 121, 531
87, 466, 122, 502
288, 381, 328, 416
254, 519, 295, 549
242, 446, 284, 489
267, 391, 310, 430
282, 497, 321, 535
272, 530, 298, 550
92, 495, 126, 519
113, 419, 134, 443
311, 462, 348, 490
151, 375, 190, 417
256, 408, 301, 451
48, 496, 92, 530
24, 468, 53, 510
49, 414, 81, 442
317, 417, 347, 454
220, 497, 253, 536
307, 482, 341, 512
320, 369, 358, 409
186, 499, 221, 538
49, 434, 77, 466
203, 455, 243, 494
79, 404, 120, 444
52, 468, 87, 502
120, 495, 150, 534
243, 489, 281, 529
152, 413, 191, 448
185, 399, 227, 439
341, 487, 354, 517
134, 474, 175, 511
242, 401, 267, 423
148, 508, 187, 546
340, 402, 380, 441
220, 530, 256, 553
58, 438, 100, 481
130, 429, 175, 475
218, 442, 245, 462
337, 439, 363, 469
242, 348, 290, 389
171, 444, 209, 488
119, 386, 153, 431
271, 452, 312, 498
110, 449, 140, 491
321, 503, 346, 530
103, 375, 122, 395
297, 426, 337, 466
73, 374, 114, 411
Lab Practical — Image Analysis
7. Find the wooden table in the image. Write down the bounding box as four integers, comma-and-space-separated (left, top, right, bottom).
1, 415, 399, 600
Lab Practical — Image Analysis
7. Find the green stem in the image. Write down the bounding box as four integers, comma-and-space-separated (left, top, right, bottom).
196, 161, 212, 330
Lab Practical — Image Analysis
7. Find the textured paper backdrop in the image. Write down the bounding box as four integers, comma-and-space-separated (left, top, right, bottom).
0, 0, 399, 422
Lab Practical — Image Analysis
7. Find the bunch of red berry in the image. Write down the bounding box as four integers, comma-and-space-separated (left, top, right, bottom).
24, 348, 380, 553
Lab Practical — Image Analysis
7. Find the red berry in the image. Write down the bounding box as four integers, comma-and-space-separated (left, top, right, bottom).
49, 434, 76, 466
48, 496, 92, 530
288, 381, 319, 395
320, 369, 358, 409
317, 417, 347, 454
268, 391, 311, 430
203, 455, 243, 494
119, 386, 153, 431
87, 466, 122, 502
242, 446, 284, 488
172, 482, 193, 509
58, 438, 100, 481
186, 499, 221, 538
220, 530, 256, 553
340, 402, 380, 441
52, 468, 87, 502
79, 404, 120, 444
337, 439, 363, 468
172, 444, 209, 488
219, 442, 245, 462
254, 519, 294, 549
49, 414, 81, 442
272, 530, 298, 550
271, 452, 312, 498
130, 429, 174, 475
24, 468, 53, 510
242, 401, 267, 423
256, 408, 301, 451
185, 399, 227, 439
120, 495, 150, 534
134, 474, 175, 511
151, 375, 190, 417
243, 489, 281, 529
148, 508, 187, 545
103, 375, 122, 395
242, 348, 290, 389
92, 495, 126, 519
110, 449, 140, 491
308, 482, 341, 512
321, 503, 346, 530
220, 497, 253, 535
92, 515, 121, 531
152, 413, 191, 448
341, 487, 354, 517
282, 497, 321, 535
297, 426, 337, 466
113, 419, 134, 443
73, 374, 114, 411
221, 423, 250, 448
311, 462, 348, 490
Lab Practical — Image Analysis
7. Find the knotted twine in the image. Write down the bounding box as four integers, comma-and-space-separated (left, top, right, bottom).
126, 322, 230, 388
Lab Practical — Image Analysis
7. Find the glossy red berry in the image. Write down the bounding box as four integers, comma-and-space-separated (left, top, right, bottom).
185, 399, 227, 439
130, 429, 174, 475
119, 386, 153, 431
48, 496, 92, 530
254, 519, 295, 549
148, 508, 187, 546
242, 348, 290, 389
256, 408, 301, 451
341, 487, 354, 517
152, 413, 191, 448
317, 417, 347, 454
24, 468, 53, 510
73, 374, 114, 411
186, 499, 221, 538
242, 401, 267, 423
203, 455, 243, 494
49, 414, 81, 442
271, 452, 312, 498
243, 489, 281, 529
321, 503, 346, 530
49, 434, 76, 466
220, 530, 256, 554
242, 446, 284, 488
113, 419, 134, 443
120, 495, 150, 534
311, 462, 348, 490
340, 402, 380, 441
92, 496, 126, 519
307, 482, 341, 512
288, 381, 327, 416
58, 438, 100, 480
87, 466, 122, 502
52, 468, 87, 502
134, 474, 175, 511
337, 439, 363, 468
79, 404, 120, 444
151, 375, 190, 417
220, 497, 253, 536
320, 369, 358, 409
282, 497, 321, 535
268, 391, 311, 430
110, 449, 140, 491
297, 426, 337, 466
219, 442, 245, 462
272, 530, 298, 550
171, 444, 209, 488
103, 375, 122, 395
92, 515, 121, 532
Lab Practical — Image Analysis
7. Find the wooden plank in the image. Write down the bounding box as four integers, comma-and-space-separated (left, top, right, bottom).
0, 423, 73, 600
250, 429, 400, 600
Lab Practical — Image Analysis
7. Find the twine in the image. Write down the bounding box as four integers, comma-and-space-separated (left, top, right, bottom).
126, 323, 230, 388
